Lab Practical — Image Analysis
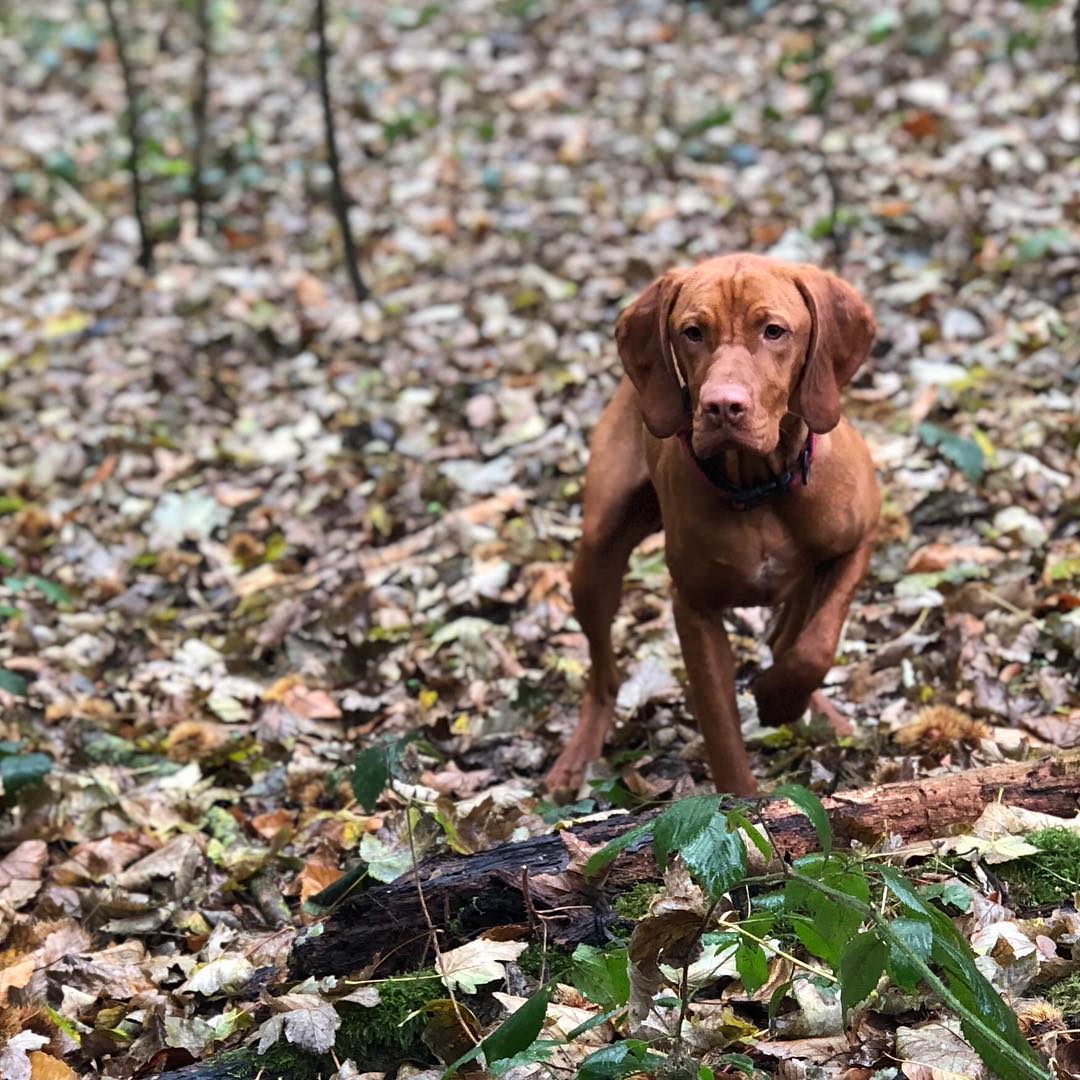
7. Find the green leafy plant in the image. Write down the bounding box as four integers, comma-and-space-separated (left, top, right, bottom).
464, 786, 1052, 1080
918, 421, 985, 482
1, 552, 73, 616
0, 740, 52, 803
350, 732, 418, 812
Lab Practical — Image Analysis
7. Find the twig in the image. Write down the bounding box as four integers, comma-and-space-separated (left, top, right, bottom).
673, 955, 692, 1051
406, 804, 477, 1049
720, 916, 836, 983
192, 0, 211, 236
102, 0, 153, 269
314, 0, 369, 302
822, 159, 849, 266
673, 897, 722, 1052
979, 587, 1046, 631
343, 972, 444, 987
521, 865, 549, 984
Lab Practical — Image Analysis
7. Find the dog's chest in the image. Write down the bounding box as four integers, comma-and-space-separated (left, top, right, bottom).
666, 511, 804, 607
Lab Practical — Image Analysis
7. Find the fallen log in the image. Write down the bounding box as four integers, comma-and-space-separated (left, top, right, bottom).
152, 752, 1080, 1080
290, 749, 1080, 981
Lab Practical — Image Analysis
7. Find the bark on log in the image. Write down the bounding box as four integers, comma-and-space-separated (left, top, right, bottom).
290, 750, 1080, 981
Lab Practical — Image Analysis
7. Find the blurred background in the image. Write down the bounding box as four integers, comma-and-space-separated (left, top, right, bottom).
0, 1, 1078, 1072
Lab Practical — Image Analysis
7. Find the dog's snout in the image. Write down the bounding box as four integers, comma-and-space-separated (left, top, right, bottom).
700, 383, 751, 425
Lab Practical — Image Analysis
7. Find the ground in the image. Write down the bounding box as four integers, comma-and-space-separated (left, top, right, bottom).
0, 0, 1077, 1077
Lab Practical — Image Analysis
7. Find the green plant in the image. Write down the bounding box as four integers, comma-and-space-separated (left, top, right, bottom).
0, 740, 52, 803
997, 827, 1080, 907
1047, 972, 1080, 1023
1, 551, 72, 618
612, 882, 662, 921
443, 789, 1052, 1079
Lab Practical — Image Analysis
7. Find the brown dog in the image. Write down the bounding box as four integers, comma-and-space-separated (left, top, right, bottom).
546, 254, 879, 797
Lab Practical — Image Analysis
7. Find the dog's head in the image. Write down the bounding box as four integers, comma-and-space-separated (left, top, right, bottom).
615, 254, 875, 458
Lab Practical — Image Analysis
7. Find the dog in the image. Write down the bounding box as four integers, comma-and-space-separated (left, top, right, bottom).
545, 254, 879, 797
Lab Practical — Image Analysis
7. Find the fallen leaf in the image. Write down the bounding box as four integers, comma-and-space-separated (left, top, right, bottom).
435, 938, 528, 994
180, 955, 256, 997
0, 1032, 49, 1080
29, 1053, 77, 1080
896, 1019, 986, 1079
0, 840, 47, 909
257, 992, 341, 1055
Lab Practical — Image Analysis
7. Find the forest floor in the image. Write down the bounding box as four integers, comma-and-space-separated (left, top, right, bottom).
0, 0, 1078, 1077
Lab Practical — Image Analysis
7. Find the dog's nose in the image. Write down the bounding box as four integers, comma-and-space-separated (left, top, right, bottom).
700, 383, 750, 425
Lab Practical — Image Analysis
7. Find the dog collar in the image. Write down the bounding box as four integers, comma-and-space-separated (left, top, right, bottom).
677, 428, 816, 512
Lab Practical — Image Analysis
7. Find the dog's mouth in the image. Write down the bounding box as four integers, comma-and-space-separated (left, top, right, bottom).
691, 427, 778, 461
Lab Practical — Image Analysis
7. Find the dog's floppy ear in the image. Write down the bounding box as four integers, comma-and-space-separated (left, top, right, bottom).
790, 267, 876, 434
615, 271, 687, 438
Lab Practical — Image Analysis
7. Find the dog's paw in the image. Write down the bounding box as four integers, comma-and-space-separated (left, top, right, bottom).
750, 666, 815, 729
543, 738, 601, 802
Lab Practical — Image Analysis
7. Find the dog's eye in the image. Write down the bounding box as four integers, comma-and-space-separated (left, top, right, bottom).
763, 324, 787, 341
683, 326, 703, 343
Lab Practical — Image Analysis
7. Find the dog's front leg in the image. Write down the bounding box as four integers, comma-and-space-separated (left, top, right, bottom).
672, 591, 757, 795
753, 538, 874, 732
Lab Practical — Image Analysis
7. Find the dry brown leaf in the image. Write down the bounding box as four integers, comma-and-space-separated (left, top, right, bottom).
419, 998, 482, 1065
29, 1052, 77, 1080
0, 957, 36, 1004
0, 841, 47, 910
896, 1020, 986, 1080
51, 836, 151, 887
419, 764, 496, 798
906, 543, 1003, 574
1054, 1039, 1080, 1078
627, 907, 703, 1034
294, 271, 328, 309
1018, 710, 1080, 749
251, 808, 297, 840
297, 860, 342, 904
115, 833, 203, 890
164, 719, 232, 761
263, 675, 340, 719
435, 938, 528, 993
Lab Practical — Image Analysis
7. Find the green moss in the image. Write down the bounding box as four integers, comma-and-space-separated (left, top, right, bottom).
613, 883, 662, 922
1047, 972, 1080, 1023
998, 828, 1080, 908
347, 971, 441, 1055
759, 725, 795, 750
239, 971, 442, 1078
517, 943, 574, 984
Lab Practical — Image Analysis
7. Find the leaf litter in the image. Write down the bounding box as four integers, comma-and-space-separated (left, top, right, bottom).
0, 0, 1077, 1076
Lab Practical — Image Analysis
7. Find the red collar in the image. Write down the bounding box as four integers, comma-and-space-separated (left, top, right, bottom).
677, 430, 816, 511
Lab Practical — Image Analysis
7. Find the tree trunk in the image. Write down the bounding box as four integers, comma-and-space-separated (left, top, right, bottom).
290, 750, 1080, 981
192, 0, 211, 236
102, 0, 153, 269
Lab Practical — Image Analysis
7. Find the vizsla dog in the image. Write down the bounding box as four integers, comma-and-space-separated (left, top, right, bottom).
546, 254, 879, 797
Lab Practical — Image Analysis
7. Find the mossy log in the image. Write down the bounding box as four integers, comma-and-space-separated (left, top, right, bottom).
291, 750, 1080, 981
154, 751, 1080, 1078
